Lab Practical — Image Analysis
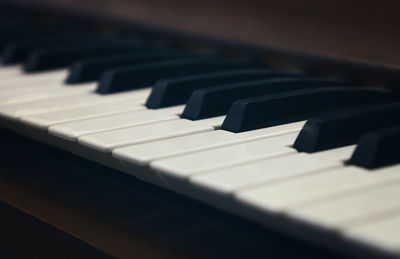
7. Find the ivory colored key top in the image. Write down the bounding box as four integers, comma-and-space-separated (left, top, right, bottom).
113, 121, 305, 165
0, 80, 68, 97
191, 146, 355, 200
0, 65, 22, 77
0, 82, 96, 105
79, 116, 224, 153
0, 87, 150, 119
236, 164, 400, 213
49, 105, 185, 141
152, 133, 298, 190
0, 69, 68, 87
344, 214, 400, 253
288, 181, 400, 229
113, 121, 303, 189
0, 77, 88, 97
21, 100, 146, 129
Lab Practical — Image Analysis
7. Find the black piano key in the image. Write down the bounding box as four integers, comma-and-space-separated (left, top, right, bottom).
181, 77, 344, 120
65, 49, 193, 84
96, 58, 251, 94
221, 87, 394, 133
0, 26, 70, 50
145, 69, 303, 109
348, 126, 400, 169
23, 41, 148, 72
293, 101, 400, 153
1, 34, 109, 64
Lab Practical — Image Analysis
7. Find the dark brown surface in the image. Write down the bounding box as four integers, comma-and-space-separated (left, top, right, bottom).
0, 201, 112, 259
7, 0, 400, 68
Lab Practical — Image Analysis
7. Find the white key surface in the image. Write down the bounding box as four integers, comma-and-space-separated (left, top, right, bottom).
49, 106, 185, 141
0, 82, 96, 105
0, 88, 150, 120
345, 213, 400, 253
0, 65, 23, 77
288, 181, 400, 229
151, 133, 298, 181
21, 100, 146, 129
0, 69, 68, 88
236, 164, 400, 213
78, 116, 224, 153
192, 146, 355, 198
113, 121, 305, 166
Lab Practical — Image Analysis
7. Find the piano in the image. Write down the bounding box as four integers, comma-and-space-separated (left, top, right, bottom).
1, 1, 400, 258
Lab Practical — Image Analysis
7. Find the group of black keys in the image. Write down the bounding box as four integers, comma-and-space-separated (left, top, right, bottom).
1, 11, 400, 170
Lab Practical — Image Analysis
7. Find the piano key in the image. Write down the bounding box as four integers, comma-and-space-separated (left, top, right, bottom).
113, 121, 304, 186
65, 49, 190, 84
78, 116, 224, 152
145, 69, 302, 109
0, 87, 150, 120
21, 100, 146, 129
0, 78, 89, 97
0, 82, 96, 105
287, 181, 400, 229
96, 58, 251, 94
48, 105, 185, 141
151, 133, 298, 190
0, 25, 68, 49
236, 164, 400, 214
0, 69, 68, 88
23, 41, 147, 72
294, 102, 400, 153
344, 213, 400, 253
348, 126, 400, 169
190, 146, 355, 205
222, 87, 395, 132
0, 65, 22, 77
181, 77, 345, 120
113, 121, 305, 166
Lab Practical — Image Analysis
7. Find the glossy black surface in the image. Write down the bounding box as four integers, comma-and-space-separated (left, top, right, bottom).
96, 58, 249, 94
181, 77, 344, 120
294, 101, 400, 153
221, 87, 394, 132
348, 126, 400, 169
66, 49, 193, 84
145, 69, 301, 109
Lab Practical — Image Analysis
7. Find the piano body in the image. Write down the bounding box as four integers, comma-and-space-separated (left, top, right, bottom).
0, 0, 400, 258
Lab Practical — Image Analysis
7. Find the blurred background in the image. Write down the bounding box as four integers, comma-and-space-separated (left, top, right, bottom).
6, 0, 400, 67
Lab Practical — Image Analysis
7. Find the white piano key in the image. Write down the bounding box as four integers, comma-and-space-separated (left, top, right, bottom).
288, 181, 400, 230
112, 121, 303, 191
49, 105, 185, 141
78, 116, 224, 153
0, 81, 70, 98
0, 69, 68, 88
113, 121, 305, 166
0, 87, 150, 120
344, 213, 400, 253
0, 82, 96, 105
0, 80, 69, 98
152, 133, 297, 191
191, 146, 355, 205
0, 65, 22, 77
236, 164, 400, 214
21, 101, 145, 129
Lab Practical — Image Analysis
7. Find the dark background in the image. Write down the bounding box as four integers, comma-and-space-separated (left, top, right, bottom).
6, 0, 400, 67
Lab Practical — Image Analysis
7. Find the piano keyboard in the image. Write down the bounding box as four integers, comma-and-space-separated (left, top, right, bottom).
1, 11, 400, 259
